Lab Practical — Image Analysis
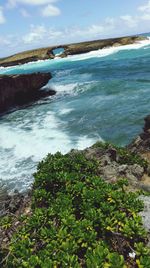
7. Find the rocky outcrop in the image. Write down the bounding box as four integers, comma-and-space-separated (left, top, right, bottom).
128, 115, 150, 154
63, 35, 146, 56
0, 72, 55, 113
82, 144, 146, 187
0, 35, 146, 67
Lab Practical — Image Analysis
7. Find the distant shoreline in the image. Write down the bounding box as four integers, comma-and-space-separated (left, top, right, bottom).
0, 35, 147, 68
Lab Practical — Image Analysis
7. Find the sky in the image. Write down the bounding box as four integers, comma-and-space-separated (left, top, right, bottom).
0, 0, 150, 57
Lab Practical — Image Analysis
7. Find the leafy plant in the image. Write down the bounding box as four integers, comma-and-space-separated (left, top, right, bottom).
0, 150, 149, 267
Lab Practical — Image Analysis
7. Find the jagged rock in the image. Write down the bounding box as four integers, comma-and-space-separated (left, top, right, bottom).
0, 72, 55, 113
128, 115, 150, 154
84, 146, 145, 184
130, 164, 144, 179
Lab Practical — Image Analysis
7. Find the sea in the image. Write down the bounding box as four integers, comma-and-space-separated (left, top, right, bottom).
0, 34, 150, 193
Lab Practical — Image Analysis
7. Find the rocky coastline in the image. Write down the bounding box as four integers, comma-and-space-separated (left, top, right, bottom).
0, 35, 146, 67
0, 116, 150, 267
0, 72, 55, 113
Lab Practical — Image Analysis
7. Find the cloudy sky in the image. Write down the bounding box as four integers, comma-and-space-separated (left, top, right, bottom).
0, 0, 150, 57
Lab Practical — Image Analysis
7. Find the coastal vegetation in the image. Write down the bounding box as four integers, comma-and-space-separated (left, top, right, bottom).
0, 143, 150, 267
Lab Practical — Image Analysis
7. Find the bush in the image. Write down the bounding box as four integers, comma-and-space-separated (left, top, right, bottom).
1, 151, 150, 267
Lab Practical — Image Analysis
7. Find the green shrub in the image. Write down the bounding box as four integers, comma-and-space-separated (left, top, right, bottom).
1, 151, 150, 267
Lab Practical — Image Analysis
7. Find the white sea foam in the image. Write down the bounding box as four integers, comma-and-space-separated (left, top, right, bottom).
76, 136, 103, 150
59, 108, 74, 115
51, 83, 79, 98
50, 81, 94, 98
68, 37, 150, 62
52, 83, 78, 94
0, 109, 99, 192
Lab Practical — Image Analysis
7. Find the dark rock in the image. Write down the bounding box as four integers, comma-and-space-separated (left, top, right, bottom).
107, 148, 117, 161
0, 72, 54, 113
0, 188, 31, 217
128, 115, 150, 153
144, 115, 150, 132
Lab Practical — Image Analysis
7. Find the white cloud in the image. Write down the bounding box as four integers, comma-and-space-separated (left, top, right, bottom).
104, 17, 115, 26
141, 13, 150, 20
22, 25, 46, 44
20, 8, 30, 17
42, 4, 60, 16
21, 21, 115, 47
68, 21, 115, 40
22, 24, 63, 45
0, 6, 6, 24
6, 0, 61, 18
0, 36, 11, 45
73, 24, 105, 37
138, 0, 150, 12
120, 15, 138, 28
7, 0, 57, 7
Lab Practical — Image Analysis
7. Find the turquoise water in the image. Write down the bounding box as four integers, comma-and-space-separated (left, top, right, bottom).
0, 36, 150, 192
52, 47, 65, 56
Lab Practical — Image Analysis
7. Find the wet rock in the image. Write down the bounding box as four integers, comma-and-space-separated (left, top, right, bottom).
0, 72, 54, 113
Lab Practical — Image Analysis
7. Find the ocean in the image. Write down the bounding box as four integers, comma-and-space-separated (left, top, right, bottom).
0, 35, 150, 192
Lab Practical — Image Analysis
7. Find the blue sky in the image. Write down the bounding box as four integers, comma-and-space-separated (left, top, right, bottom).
0, 0, 150, 57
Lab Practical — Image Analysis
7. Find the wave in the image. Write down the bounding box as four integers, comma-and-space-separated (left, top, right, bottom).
68, 37, 150, 62
49, 81, 96, 99
0, 110, 100, 192
52, 82, 78, 95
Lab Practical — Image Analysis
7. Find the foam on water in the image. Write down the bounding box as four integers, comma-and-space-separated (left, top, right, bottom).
59, 108, 74, 115
0, 109, 99, 192
52, 83, 78, 95
68, 38, 150, 61
50, 81, 93, 98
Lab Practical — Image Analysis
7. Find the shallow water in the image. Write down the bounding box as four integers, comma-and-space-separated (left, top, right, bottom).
0, 36, 150, 192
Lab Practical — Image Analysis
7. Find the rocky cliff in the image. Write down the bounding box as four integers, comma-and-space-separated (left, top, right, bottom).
0, 72, 55, 113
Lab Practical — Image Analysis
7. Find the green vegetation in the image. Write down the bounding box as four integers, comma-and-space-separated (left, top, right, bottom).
0, 151, 150, 267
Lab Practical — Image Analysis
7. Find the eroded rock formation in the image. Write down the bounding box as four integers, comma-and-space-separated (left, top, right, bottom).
0, 35, 146, 67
